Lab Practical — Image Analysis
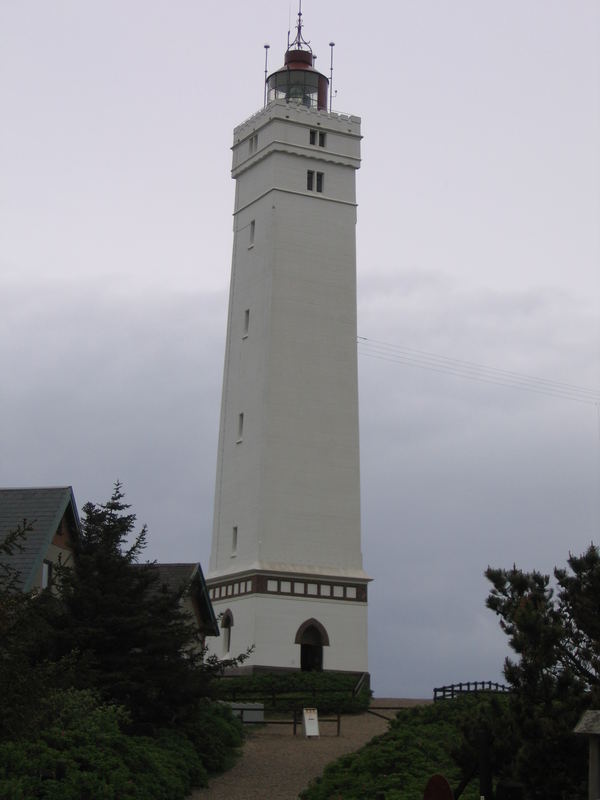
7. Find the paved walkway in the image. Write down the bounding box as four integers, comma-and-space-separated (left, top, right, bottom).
190, 699, 429, 800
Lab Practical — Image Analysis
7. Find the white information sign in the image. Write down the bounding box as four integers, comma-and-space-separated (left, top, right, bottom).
303, 707, 320, 738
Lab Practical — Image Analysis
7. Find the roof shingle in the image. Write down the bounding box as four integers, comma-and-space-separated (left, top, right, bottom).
0, 487, 79, 591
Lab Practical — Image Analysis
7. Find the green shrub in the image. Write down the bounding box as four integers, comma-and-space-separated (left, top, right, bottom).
182, 701, 243, 774
0, 689, 207, 800
212, 671, 370, 714
300, 698, 487, 800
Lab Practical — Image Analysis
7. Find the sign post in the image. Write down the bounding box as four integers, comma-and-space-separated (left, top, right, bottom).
303, 707, 320, 738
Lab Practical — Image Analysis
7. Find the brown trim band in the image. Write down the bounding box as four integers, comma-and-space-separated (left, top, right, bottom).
208, 572, 367, 603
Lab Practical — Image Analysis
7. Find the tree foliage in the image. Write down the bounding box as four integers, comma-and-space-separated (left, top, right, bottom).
0, 519, 72, 741
45, 482, 221, 729
0, 482, 244, 797
0, 688, 209, 799
300, 698, 486, 800
484, 545, 600, 799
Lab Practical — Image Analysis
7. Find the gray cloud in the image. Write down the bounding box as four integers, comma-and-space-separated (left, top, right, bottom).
1, 0, 598, 697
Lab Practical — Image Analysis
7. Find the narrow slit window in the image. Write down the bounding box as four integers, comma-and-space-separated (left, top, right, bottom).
309, 129, 317, 145
318, 131, 326, 147
237, 412, 244, 440
232, 526, 238, 555
222, 612, 233, 654
307, 170, 314, 191
316, 172, 324, 193
243, 308, 250, 336
249, 219, 255, 246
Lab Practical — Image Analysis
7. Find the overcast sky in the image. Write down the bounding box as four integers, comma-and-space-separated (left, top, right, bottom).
1, 1, 599, 697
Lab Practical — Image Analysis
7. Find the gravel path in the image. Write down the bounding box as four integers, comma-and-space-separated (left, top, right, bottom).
190, 699, 429, 800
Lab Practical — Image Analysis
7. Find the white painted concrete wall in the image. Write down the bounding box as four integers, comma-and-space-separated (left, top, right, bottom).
211, 593, 368, 672
207, 100, 368, 672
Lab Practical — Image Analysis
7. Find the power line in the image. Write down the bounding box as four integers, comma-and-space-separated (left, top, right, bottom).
357, 336, 600, 406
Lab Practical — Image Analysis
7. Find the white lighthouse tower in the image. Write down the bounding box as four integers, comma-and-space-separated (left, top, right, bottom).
206, 10, 369, 674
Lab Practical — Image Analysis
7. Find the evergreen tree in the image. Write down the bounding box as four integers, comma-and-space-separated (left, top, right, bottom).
484, 547, 600, 800
0, 521, 68, 740
49, 482, 211, 729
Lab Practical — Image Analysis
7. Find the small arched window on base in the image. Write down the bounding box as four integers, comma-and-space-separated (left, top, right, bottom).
221, 610, 234, 655
295, 618, 330, 672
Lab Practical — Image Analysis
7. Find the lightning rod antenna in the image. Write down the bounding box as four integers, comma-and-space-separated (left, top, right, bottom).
263, 43, 270, 107
329, 42, 335, 113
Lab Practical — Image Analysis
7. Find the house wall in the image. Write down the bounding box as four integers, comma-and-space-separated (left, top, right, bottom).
30, 513, 75, 591
30, 543, 73, 591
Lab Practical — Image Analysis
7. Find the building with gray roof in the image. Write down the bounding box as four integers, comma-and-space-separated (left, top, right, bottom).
0, 486, 80, 592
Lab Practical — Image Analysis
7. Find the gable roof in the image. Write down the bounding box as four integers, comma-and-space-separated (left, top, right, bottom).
154, 563, 199, 594
0, 487, 80, 592
154, 562, 219, 637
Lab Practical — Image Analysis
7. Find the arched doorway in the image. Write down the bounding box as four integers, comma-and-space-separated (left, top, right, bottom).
295, 619, 330, 672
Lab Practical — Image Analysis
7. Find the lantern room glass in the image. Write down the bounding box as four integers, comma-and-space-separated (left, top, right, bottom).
267, 70, 320, 109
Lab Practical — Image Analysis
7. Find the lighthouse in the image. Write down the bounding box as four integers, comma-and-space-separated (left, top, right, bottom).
206, 9, 369, 675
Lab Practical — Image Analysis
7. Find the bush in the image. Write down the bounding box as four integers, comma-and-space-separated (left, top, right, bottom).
300, 698, 486, 800
0, 689, 208, 800
212, 671, 370, 714
182, 701, 244, 774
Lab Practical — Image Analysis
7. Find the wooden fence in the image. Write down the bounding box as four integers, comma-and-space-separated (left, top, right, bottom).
236, 707, 342, 735
433, 681, 510, 702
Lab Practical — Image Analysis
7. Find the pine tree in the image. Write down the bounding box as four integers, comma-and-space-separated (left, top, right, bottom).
484, 548, 598, 800
49, 482, 210, 729
0, 521, 66, 739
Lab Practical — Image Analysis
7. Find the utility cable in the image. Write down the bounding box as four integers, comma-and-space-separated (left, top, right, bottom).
357, 336, 600, 406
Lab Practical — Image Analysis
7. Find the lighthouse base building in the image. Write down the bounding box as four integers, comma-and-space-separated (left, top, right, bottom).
206, 15, 369, 675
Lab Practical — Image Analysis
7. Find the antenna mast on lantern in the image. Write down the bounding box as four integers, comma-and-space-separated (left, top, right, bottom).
329, 42, 335, 112
265, 4, 330, 111
263, 43, 270, 107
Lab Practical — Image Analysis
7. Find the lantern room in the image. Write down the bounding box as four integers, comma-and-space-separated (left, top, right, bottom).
267, 49, 328, 111
266, 6, 329, 111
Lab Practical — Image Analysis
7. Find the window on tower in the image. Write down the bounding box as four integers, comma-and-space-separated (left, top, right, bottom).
248, 133, 258, 154
243, 308, 250, 338
222, 611, 233, 654
309, 129, 317, 145
249, 220, 255, 247
318, 131, 326, 147
316, 172, 324, 193
237, 413, 244, 441
306, 170, 314, 191
232, 526, 238, 555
